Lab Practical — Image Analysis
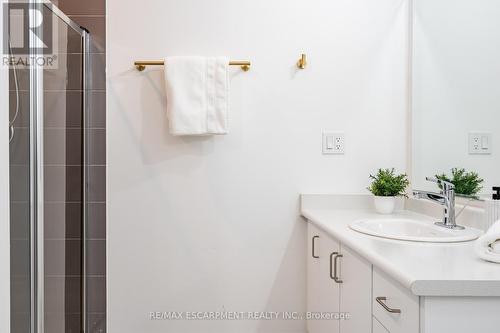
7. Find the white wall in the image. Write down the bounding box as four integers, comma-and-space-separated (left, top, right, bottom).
413, 0, 500, 194
107, 1, 409, 332
0, 4, 11, 332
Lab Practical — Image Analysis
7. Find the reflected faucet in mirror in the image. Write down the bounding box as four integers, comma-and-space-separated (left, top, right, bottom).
413, 177, 465, 230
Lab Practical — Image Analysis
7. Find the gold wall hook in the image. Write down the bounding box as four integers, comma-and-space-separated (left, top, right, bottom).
297, 53, 307, 69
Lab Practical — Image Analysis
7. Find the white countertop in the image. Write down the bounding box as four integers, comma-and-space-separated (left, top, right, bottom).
301, 195, 500, 297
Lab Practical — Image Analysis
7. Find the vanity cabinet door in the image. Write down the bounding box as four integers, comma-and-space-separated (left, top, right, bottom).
339, 245, 372, 333
307, 223, 322, 333
307, 223, 340, 333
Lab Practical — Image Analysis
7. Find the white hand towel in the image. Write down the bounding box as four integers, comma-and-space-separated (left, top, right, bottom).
484, 199, 500, 230
164, 56, 229, 135
474, 220, 500, 263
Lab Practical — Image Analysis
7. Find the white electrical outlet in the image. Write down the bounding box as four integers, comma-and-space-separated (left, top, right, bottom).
469, 132, 492, 155
323, 132, 345, 155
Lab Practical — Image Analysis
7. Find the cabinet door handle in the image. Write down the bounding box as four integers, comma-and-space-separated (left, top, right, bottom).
329, 252, 338, 280
376, 297, 401, 314
333, 254, 343, 284
312, 236, 319, 258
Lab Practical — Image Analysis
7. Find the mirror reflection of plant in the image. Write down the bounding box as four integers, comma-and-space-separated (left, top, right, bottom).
368, 168, 409, 197
435, 168, 483, 196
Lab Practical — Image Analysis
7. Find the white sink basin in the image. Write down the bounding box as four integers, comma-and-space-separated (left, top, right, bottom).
349, 218, 482, 242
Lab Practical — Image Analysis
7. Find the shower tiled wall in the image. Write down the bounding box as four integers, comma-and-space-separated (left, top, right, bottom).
9, 72, 31, 333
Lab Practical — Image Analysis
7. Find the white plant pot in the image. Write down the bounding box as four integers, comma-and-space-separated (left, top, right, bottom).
374, 196, 396, 215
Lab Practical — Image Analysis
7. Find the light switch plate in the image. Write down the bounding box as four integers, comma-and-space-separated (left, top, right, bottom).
323, 132, 345, 155
469, 132, 492, 155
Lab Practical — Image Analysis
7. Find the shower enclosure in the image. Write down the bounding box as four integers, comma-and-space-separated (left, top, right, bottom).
8, 1, 93, 332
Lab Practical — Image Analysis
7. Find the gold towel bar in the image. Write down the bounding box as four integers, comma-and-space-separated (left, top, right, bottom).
134, 60, 251, 72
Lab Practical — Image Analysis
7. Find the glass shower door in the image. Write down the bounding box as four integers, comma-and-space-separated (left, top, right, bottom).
8, 2, 89, 332
42, 5, 89, 333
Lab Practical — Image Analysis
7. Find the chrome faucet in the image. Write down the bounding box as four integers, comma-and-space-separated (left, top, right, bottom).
413, 177, 464, 230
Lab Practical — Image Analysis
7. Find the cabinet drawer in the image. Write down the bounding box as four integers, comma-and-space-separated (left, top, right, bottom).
373, 267, 419, 333
373, 316, 389, 333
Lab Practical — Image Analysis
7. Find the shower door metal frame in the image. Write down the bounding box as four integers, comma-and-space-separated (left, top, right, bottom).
81, 27, 90, 333
28, 2, 45, 332
27, 2, 90, 332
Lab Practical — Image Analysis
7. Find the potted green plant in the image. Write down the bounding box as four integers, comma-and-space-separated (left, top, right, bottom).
368, 168, 409, 214
436, 168, 483, 197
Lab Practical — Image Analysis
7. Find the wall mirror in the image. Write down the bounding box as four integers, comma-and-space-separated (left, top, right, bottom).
412, 0, 500, 199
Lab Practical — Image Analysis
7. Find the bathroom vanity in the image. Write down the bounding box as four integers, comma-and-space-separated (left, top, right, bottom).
302, 194, 500, 333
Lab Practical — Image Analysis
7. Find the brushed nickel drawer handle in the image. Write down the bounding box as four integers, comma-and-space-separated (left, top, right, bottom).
376, 297, 401, 314
329, 252, 338, 280
333, 254, 343, 284
312, 236, 319, 258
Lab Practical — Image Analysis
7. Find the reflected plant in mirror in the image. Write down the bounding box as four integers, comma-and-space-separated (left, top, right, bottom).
436, 168, 484, 197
